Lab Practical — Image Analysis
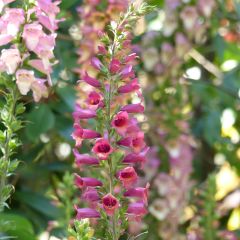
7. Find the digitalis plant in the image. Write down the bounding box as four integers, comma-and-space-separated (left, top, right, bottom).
71, 3, 153, 239
0, 0, 61, 212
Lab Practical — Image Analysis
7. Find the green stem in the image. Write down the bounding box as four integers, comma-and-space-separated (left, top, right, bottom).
103, 8, 136, 239
105, 79, 118, 240
104, 57, 120, 240
0, 86, 19, 212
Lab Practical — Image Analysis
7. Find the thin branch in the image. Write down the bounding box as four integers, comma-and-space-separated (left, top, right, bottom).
188, 48, 223, 81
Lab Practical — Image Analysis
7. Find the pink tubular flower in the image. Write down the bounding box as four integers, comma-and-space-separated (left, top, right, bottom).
0, 48, 21, 74
73, 106, 96, 120
197, 0, 215, 18
33, 34, 55, 60
76, 207, 100, 219
91, 57, 103, 70
0, 34, 13, 47
102, 193, 119, 216
124, 184, 150, 205
131, 131, 146, 153
122, 148, 149, 167
86, 91, 103, 109
110, 59, 121, 73
125, 118, 140, 134
16, 69, 35, 95
120, 65, 133, 78
111, 111, 129, 135
180, 6, 198, 31
120, 103, 144, 113
72, 123, 101, 147
92, 139, 113, 160
31, 78, 48, 102
118, 167, 138, 189
127, 202, 148, 222
75, 174, 103, 188
2, 8, 25, 36
81, 72, 101, 88
82, 187, 100, 202
118, 131, 146, 153
36, 0, 61, 17
118, 78, 140, 93
22, 23, 44, 51
98, 45, 107, 54
73, 149, 100, 166
0, 0, 61, 102
125, 53, 137, 63
123, 153, 145, 165
28, 59, 52, 75
36, 7, 62, 32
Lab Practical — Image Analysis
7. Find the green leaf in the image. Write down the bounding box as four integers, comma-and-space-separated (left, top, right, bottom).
0, 213, 36, 240
0, 130, 5, 143
203, 110, 222, 145
55, 115, 73, 140
60, 0, 80, 9
16, 103, 26, 115
213, 34, 225, 62
25, 104, 55, 141
8, 159, 20, 172
15, 191, 63, 219
56, 86, 76, 111
147, 0, 163, 7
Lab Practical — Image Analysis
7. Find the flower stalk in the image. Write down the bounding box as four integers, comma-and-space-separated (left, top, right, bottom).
0, 83, 22, 212
72, 2, 154, 239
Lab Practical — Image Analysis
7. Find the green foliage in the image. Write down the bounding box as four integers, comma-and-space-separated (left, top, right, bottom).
25, 104, 55, 142
61, 0, 81, 10
0, 0, 239, 239
56, 86, 76, 111
200, 174, 218, 240
0, 86, 24, 212
68, 220, 94, 240
52, 172, 76, 234
15, 191, 63, 219
0, 213, 36, 240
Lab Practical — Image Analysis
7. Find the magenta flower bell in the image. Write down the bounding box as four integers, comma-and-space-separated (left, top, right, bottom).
73, 106, 97, 120
122, 148, 149, 167
118, 78, 140, 94
73, 149, 100, 166
127, 202, 148, 222
72, 123, 101, 147
110, 59, 121, 73
81, 72, 101, 88
124, 184, 150, 205
74, 174, 103, 188
111, 111, 129, 136
91, 57, 103, 70
92, 139, 113, 160
120, 65, 134, 78
82, 187, 100, 203
75, 207, 100, 219
121, 103, 144, 113
118, 167, 138, 189
102, 193, 119, 216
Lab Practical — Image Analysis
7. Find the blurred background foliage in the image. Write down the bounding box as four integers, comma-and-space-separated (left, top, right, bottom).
0, 0, 240, 239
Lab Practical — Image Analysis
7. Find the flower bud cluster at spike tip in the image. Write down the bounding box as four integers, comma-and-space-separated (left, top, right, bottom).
72, 2, 151, 238
73, 0, 129, 78
0, 0, 62, 101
